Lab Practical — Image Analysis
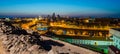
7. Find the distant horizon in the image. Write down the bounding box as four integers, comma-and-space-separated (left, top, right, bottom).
0, 0, 120, 17
0, 13, 120, 18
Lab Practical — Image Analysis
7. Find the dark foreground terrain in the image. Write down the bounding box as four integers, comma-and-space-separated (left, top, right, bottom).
0, 21, 99, 54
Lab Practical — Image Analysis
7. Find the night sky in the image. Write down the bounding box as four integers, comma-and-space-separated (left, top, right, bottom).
0, 0, 120, 17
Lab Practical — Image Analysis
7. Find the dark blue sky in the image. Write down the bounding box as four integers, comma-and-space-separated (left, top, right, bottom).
0, 0, 120, 17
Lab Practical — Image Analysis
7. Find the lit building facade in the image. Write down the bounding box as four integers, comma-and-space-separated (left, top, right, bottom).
110, 28, 120, 49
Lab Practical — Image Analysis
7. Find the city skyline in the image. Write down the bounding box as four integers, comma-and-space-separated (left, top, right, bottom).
0, 0, 120, 17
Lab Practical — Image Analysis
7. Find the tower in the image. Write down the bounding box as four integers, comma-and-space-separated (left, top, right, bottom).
52, 12, 55, 19
52, 13, 56, 21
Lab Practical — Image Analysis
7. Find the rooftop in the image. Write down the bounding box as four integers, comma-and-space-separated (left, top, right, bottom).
112, 28, 120, 32
55, 35, 112, 41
